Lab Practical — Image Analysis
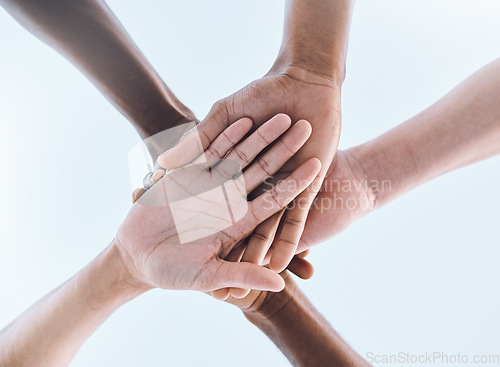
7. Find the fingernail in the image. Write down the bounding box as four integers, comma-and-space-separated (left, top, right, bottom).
132, 188, 145, 203
152, 170, 165, 184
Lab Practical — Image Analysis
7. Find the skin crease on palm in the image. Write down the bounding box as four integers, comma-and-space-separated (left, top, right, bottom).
155, 70, 342, 300
144, 142, 372, 300
150, 0, 355, 300
1, 0, 354, 303
140, 122, 372, 301
123, 113, 322, 292
158, 70, 341, 270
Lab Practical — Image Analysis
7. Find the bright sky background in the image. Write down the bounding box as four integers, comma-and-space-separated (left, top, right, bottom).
1, 1, 499, 366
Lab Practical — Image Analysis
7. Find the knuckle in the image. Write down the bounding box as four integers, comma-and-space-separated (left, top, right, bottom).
279, 138, 296, 154
221, 130, 236, 146
257, 157, 273, 176
209, 100, 230, 128
207, 145, 223, 159
283, 216, 303, 228
256, 129, 273, 144
278, 238, 298, 248
269, 187, 282, 207
212, 99, 226, 113
234, 147, 250, 163
252, 231, 270, 243
248, 203, 260, 223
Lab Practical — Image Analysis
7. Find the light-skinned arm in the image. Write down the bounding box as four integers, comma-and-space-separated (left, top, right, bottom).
0, 114, 321, 367
0, 245, 145, 367
300, 58, 500, 248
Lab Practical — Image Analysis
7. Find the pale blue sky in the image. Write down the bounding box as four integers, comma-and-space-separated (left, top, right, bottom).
0, 1, 499, 366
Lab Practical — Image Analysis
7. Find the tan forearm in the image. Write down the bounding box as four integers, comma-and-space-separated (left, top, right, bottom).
353, 58, 500, 208
272, 0, 355, 84
0, 243, 145, 367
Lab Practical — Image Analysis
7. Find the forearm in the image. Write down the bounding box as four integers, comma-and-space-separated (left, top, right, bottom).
272, 0, 355, 84
354, 59, 500, 208
243, 276, 369, 367
0, 242, 146, 367
0, 0, 195, 142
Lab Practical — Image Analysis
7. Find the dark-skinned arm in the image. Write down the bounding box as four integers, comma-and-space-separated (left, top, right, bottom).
228, 271, 370, 367
0, 0, 196, 159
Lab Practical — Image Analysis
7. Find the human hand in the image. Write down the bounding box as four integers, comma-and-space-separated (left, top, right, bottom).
210, 147, 373, 300
214, 248, 313, 304
117, 114, 321, 292
221, 250, 313, 313
158, 68, 341, 279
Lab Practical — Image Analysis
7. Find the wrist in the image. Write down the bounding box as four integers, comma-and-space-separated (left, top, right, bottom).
347, 141, 394, 211
270, 47, 345, 88
269, 0, 354, 86
92, 241, 152, 306
243, 272, 297, 321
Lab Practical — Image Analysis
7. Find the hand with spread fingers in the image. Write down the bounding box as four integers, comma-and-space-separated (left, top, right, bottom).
121, 114, 321, 292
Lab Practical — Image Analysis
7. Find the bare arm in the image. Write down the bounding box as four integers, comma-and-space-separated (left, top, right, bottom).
272, 0, 354, 83
301, 58, 500, 248
0, 115, 319, 367
0, 244, 146, 367
230, 272, 369, 367
0, 0, 195, 159
355, 58, 500, 208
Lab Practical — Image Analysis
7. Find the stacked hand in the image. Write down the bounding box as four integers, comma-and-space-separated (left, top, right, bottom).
158, 69, 341, 273
119, 114, 321, 292
137, 116, 378, 299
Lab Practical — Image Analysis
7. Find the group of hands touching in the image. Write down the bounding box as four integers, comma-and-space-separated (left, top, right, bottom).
1, 0, 500, 366
116, 73, 367, 301
122, 111, 345, 300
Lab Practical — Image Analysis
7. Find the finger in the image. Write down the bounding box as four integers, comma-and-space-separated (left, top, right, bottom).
193, 117, 253, 167
297, 249, 310, 259
132, 188, 146, 203
246, 158, 322, 230
225, 241, 246, 261
287, 255, 314, 279
241, 209, 284, 265
221, 114, 291, 171
211, 288, 230, 301
229, 287, 251, 299
212, 261, 285, 291
215, 242, 247, 299
151, 170, 165, 185
269, 178, 321, 272
244, 119, 312, 193
225, 243, 250, 299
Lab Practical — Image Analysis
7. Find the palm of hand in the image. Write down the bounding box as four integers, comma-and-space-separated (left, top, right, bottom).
117, 158, 255, 290
116, 114, 321, 292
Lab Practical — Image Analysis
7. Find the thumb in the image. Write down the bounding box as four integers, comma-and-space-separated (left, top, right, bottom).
212, 261, 285, 292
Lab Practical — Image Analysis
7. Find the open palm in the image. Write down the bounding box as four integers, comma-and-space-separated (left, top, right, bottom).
116, 114, 321, 292
159, 67, 341, 274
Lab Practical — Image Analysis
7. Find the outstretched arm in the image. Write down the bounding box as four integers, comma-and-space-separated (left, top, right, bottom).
0, 244, 146, 367
301, 58, 500, 248
0, 115, 319, 366
226, 270, 370, 367
355, 58, 500, 208
0, 0, 195, 159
